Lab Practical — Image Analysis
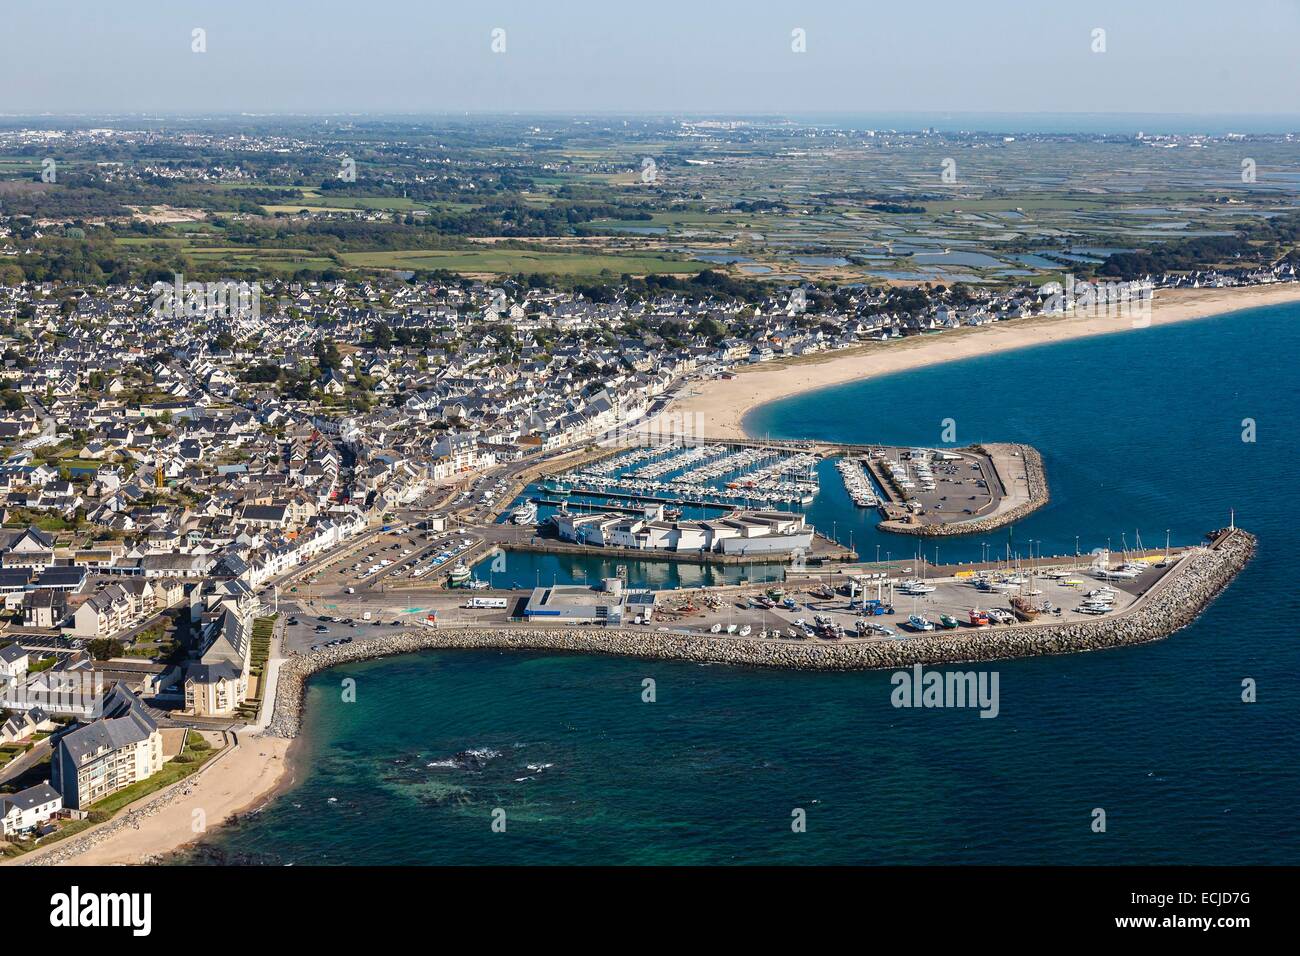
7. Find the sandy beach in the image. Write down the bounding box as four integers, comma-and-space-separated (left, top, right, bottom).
661, 284, 1300, 440
8, 732, 293, 867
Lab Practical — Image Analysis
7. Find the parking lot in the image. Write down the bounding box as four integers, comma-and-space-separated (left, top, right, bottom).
286, 526, 481, 594
278, 607, 408, 654
867, 446, 1002, 523
651, 566, 1153, 641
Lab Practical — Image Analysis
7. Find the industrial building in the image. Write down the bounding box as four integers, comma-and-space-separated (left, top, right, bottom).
553, 504, 813, 557
522, 578, 656, 626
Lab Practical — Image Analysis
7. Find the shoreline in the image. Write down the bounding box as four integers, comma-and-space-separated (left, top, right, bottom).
20, 526, 1254, 866
10, 733, 293, 867
657, 284, 1300, 440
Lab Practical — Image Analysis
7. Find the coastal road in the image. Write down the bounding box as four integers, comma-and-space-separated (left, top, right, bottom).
0, 737, 51, 787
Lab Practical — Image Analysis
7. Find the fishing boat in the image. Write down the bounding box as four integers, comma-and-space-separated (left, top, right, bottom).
447, 563, 472, 588
938, 614, 960, 629
980, 577, 1020, 592
1010, 595, 1040, 622
908, 613, 935, 632
968, 607, 991, 627
541, 476, 572, 495
898, 580, 936, 595
1094, 566, 1139, 580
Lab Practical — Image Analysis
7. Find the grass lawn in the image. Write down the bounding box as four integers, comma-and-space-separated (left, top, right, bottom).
87, 736, 217, 817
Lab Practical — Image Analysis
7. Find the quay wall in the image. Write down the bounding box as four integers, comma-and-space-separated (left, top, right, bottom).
265, 528, 1254, 739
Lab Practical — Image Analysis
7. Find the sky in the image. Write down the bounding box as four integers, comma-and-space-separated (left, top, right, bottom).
2, 0, 1300, 118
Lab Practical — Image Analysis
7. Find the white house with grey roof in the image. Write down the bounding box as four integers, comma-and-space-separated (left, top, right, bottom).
0, 782, 63, 837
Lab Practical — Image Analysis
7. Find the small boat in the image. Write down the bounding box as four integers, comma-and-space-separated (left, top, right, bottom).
968, 608, 991, 627
908, 613, 935, 632
1094, 566, 1140, 580
709, 623, 723, 634
938, 614, 960, 629
541, 477, 572, 495
898, 580, 936, 595
1010, 596, 1041, 622
738, 625, 751, 637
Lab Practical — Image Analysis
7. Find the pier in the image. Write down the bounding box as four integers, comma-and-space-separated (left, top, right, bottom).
264, 529, 1257, 743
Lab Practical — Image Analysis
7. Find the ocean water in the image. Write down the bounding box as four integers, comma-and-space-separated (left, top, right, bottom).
179, 304, 1300, 865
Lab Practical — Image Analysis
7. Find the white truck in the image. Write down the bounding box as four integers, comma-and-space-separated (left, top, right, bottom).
465, 597, 508, 609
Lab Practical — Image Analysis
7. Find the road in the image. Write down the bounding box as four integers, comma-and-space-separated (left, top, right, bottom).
0, 737, 51, 787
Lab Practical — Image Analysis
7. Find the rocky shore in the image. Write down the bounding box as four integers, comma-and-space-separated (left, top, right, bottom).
881, 443, 1049, 537
265, 528, 1254, 739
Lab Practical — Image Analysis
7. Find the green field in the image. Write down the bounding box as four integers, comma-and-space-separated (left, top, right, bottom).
340, 248, 705, 275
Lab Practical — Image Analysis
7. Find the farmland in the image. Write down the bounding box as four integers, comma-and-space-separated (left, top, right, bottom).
3, 115, 1299, 286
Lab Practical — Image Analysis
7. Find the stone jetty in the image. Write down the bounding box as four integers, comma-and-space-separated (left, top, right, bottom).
882, 443, 1049, 537
265, 528, 1254, 739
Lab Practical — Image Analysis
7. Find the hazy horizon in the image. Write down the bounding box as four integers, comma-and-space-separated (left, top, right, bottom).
3, 0, 1299, 117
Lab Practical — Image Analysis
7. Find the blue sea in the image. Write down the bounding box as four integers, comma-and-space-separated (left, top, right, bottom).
179, 303, 1300, 865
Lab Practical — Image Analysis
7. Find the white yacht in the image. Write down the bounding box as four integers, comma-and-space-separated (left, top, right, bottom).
511, 500, 539, 525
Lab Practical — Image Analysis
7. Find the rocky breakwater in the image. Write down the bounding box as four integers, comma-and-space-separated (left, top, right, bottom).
265, 530, 1253, 738
883, 442, 1049, 537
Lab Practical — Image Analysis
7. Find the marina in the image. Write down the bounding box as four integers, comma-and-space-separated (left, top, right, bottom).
516, 439, 1037, 553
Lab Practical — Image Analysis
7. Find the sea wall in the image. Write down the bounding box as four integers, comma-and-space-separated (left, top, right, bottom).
881, 443, 1049, 537
265, 529, 1254, 739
